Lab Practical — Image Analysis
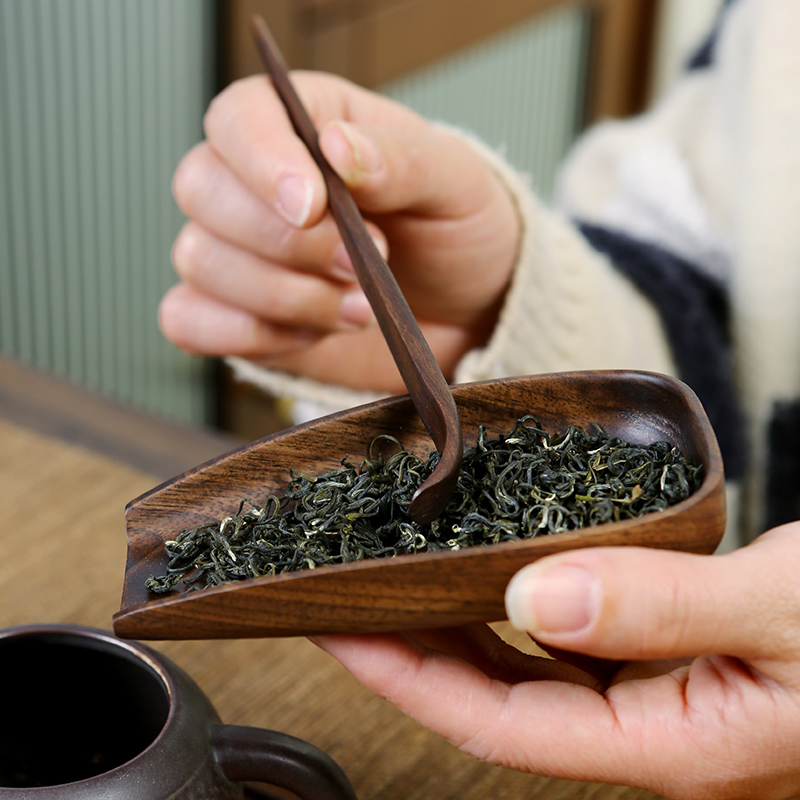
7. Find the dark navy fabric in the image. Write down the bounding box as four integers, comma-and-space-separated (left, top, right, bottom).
765, 401, 800, 529
686, 0, 739, 70
577, 222, 746, 480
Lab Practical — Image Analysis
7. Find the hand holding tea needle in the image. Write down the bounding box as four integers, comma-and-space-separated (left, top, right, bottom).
160, 49, 671, 411
161, 66, 522, 395
315, 524, 800, 799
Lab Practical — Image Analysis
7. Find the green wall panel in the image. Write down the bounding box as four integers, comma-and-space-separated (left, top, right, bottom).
0, 0, 215, 425
382, 5, 590, 200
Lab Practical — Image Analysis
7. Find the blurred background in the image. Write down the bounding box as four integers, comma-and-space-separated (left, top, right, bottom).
0, 0, 722, 440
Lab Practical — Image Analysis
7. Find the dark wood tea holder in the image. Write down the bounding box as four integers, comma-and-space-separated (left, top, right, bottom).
114, 371, 726, 641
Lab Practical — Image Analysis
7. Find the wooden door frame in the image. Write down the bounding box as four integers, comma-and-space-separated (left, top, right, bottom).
218, 0, 659, 121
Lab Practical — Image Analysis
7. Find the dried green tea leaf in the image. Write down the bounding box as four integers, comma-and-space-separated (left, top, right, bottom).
145, 416, 702, 594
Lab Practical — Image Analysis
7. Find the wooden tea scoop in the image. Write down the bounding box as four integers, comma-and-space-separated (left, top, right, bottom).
251, 16, 462, 524
113, 371, 726, 640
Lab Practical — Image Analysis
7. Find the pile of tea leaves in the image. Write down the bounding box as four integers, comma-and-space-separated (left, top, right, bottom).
145, 415, 703, 594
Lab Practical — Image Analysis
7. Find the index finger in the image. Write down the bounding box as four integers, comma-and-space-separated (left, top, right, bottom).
203, 74, 329, 228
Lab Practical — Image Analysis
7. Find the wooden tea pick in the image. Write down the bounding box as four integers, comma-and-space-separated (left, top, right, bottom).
251, 15, 463, 523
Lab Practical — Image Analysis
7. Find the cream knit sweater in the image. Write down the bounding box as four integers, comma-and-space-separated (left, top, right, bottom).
229, 0, 800, 548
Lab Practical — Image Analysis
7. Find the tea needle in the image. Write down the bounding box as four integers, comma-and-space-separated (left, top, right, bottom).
251, 15, 463, 523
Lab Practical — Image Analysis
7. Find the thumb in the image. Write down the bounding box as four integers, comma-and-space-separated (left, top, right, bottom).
504, 526, 800, 662
319, 119, 489, 218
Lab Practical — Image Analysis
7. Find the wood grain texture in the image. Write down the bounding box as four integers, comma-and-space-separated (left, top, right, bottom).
0, 356, 241, 480
0, 410, 676, 800
584, 0, 659, 121
0, 392, 676, 800
1, 410, 667, 799
115, 371, 726, 640
219, 0, 657, 120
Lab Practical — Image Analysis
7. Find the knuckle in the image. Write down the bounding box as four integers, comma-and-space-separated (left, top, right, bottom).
157, 287, 192, 346
202, 93, 223, 138
203, 76, 261, 140
655, 571, 701, 655
202, 84, 235, 140
172, 145, 208, 215
171, 224, 205, 281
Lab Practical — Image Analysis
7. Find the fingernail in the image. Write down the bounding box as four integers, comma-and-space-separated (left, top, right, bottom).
330, 121, 380, 179
277, 175, 314, 227
332, 236, 388, 280
505, 564, 601, 634
339, 289, 375, 329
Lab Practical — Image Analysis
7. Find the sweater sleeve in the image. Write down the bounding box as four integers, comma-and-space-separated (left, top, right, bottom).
451, 131, 676, 384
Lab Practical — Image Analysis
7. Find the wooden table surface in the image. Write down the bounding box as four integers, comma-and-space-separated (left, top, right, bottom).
0, 358, 664, 799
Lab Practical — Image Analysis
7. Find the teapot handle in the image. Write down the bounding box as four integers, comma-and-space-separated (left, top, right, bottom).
212, 724, 357, 800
